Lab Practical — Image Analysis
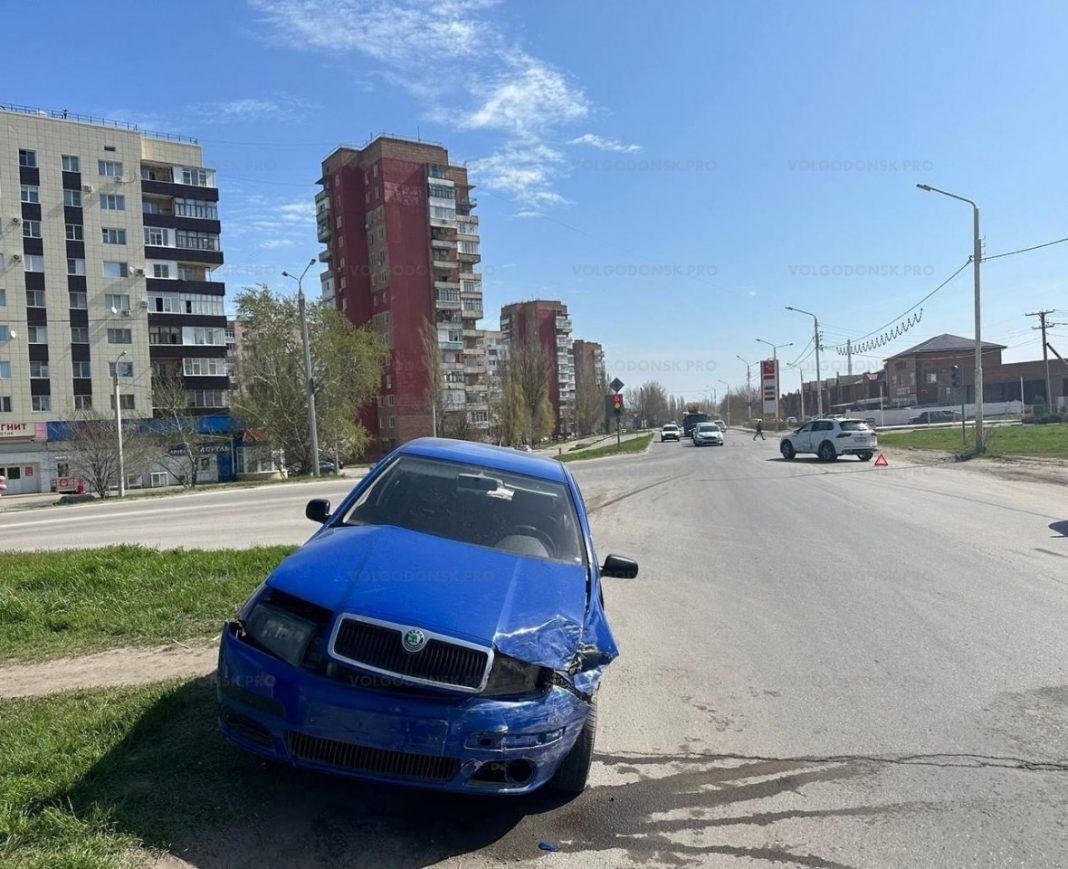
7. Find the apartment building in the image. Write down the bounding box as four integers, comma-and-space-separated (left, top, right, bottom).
0, 104, 228, 493
499, 300, 574, 435
572, 339, 606, 393
317, 136, 488, 451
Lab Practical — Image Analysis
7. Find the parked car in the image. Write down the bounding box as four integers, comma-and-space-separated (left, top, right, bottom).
218, 438, 638, 795
288, 459, 343, 476
692, 422, 725, 446
779, 418, 877, 461
909, 410, 961, 425
660, 423, 681, 442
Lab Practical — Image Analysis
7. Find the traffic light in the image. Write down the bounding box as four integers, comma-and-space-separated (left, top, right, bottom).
950, 366, 962, 388
612, 393, 623, 414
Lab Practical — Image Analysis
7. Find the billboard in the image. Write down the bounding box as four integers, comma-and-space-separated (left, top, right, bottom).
761, 359, 779, 418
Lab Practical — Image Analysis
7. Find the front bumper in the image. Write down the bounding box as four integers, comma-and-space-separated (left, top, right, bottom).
694, 436, 723, 445
217, 624, 591, 794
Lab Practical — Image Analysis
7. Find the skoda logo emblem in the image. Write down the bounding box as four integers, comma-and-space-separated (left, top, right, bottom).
402, 628, 427, 653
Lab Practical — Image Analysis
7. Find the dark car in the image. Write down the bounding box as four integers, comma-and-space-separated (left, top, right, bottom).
909, 410, 961, 425
218, 438, 638, 795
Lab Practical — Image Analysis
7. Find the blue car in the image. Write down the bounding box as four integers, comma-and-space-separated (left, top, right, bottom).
218, 438, 638, 794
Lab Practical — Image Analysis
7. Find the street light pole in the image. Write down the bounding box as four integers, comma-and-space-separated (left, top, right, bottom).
917, 184, 984, 452
282, 259, 321, 476
785, 306, 822, 418
756, 339, 793, 423
113, 350, 127, 497
718, 379, 730, 426
736, 355, 753, 422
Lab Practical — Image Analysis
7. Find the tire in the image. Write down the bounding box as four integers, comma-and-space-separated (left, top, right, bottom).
818, 441, 837, 462
858, 452, 873, 462
551, 697, 597, 795
780, 440, 796, 460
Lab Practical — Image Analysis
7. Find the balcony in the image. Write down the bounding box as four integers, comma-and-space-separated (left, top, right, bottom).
435, 296, 461, 311
317, 218, 331, 243
555, 318, 572, 331
434, 280, 460, 291
141, 178, 219, 202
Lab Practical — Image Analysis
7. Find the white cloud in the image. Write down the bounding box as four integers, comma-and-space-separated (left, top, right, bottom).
260, 238, 297, 249
250, 0, 618, 209
568, 133, 641, 154
193, 94, 317, 124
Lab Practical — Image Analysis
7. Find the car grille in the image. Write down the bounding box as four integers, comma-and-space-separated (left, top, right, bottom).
286, 731, 459, 782
331, 617, 490, 691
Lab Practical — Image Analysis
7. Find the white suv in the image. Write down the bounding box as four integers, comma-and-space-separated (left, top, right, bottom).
779, 418, 877, 462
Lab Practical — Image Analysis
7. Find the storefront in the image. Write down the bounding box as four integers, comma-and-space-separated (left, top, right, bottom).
0, 423, 50, 495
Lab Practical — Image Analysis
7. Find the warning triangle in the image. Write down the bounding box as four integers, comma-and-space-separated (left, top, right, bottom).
873, 454, 888, 467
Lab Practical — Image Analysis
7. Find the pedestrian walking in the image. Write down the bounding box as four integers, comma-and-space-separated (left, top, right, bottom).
753, 420, 765, 440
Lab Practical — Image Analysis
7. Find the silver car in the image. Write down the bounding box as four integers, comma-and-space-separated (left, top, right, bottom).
692, 422, 725, 446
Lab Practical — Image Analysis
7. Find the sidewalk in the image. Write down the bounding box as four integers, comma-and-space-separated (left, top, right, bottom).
535, 430, 647, 458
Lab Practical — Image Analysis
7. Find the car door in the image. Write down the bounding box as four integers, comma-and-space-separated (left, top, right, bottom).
792, 422, 814, 451
810, 420, 834, 451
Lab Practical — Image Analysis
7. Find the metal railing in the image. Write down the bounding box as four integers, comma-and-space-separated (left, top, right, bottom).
0, 102, 197, 143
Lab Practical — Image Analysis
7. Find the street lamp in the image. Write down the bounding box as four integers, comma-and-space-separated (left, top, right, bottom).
736, 355, 753, 421
785, 306, 823, 418
282, 259, 321, 476
718, 379, 730, 426
755, 339, 792, 422
112, 350, 127, 497
916, 183, 984, 452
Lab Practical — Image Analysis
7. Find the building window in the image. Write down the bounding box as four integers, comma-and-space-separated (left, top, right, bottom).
105, 293, 130, 311
100, 194, 126, 211
65, 223, 84, 241
30, 361, 50, 378
0, 396, 11, 413
175, 230, 219, 251
180, 167, 210, 187
22, 220, 42, 238
26, 289, 46, 308
0, 326, 9, 342
62, 155, 80, 172
110, 394, 135, 410
69, 292, 88, 310
0, 361, 9, 379
98, 160, 124, 177
20, 185, 40, 204
67, 258, 86, 276
70, 326, 89, 342
19, 149, 37, 168
0, 289, 5, 306
107, 328, 132, 344
72, 360, 90, 378
429, 184, 455, 200
32, 396, 51, 412
177, 266, 206, 281
149, 325, 182, 345
75, 395, 92, 410
191, 326, 225, 345
102, 227, 127, 244
153, 263, 171, 278
174, 198, 218, 219
103, 262, 129, 278
63, 190, 82, 207
143, 200, 162, 214
28, 325, 47, 343
108, 361, 133, 378
183, 357, 227, 376
24, 254, 45, 272
187, 389, 228, 408
144, 227, 170, 246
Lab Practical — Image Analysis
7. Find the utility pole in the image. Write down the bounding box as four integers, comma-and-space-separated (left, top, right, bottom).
798, 367, 805, 419
1026, 309, 1056, 413
846, 338, 853, 376
113, 350, 127, 497
282, 260, 321, 476
785, 307, 822, 417
737, 355, 753, 421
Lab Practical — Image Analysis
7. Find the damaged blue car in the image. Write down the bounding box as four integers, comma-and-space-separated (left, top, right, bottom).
218, 438, 638, 794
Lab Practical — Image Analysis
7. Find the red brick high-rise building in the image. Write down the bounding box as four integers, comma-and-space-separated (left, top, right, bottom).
316, 136, 488, 452
500, 300, 574, 435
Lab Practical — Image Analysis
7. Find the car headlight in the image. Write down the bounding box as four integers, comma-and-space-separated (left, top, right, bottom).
482, 654, 547, 697
245, 602, 316, 667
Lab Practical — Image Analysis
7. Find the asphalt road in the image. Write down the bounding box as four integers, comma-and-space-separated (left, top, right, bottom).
3, 435, 1068, 867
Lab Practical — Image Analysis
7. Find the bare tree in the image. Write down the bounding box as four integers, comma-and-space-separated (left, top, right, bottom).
575, 361, 606, 436
150, 377, 231, 488
498, 342, 554, 446
60, 411, 158, 498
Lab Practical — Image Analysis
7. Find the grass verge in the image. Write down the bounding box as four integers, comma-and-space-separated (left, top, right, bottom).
557, 432, 654, 462
877, 423, 1068, 460
0, 545, 295, 663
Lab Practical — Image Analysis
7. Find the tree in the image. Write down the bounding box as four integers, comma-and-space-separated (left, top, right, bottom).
151, 377, 228, 488
420, 318, 478, 441
575, 362, 606, 436
60, 411, 158, 498
233, 285, 388, 470
498, 341, 554, 446
629, 381, 670, 427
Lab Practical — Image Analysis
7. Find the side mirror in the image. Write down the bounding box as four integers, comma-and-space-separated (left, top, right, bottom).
305, 498, 331, 524
601, 554, 638, 579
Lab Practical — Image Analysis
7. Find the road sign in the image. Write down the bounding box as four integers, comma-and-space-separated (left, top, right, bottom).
874, 454, 888, 467
609, 377, 625, 393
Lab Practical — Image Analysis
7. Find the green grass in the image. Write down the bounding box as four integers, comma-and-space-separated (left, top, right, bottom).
0, 546, 296, 663
877, 422, 1068, 459
557, 432, 654, 462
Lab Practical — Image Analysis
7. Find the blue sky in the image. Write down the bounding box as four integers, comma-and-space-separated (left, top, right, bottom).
11, 0, 1068, 398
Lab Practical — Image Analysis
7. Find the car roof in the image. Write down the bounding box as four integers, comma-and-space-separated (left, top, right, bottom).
398, 437, 568, 482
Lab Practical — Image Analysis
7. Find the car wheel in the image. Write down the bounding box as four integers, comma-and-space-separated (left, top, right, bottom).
780, 440, 796, 460
858, 452, 873, 462
551, 696, 597, 795
818, 441, 837, 462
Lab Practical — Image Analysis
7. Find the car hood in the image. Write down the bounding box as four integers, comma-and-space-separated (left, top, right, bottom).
265, 524, 598, 671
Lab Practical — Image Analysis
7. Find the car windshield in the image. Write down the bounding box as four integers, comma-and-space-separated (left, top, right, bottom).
839, 421, 871, 432
339, 454, 585, 564
663, 424, 678, 430
697, 423, 717, 432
